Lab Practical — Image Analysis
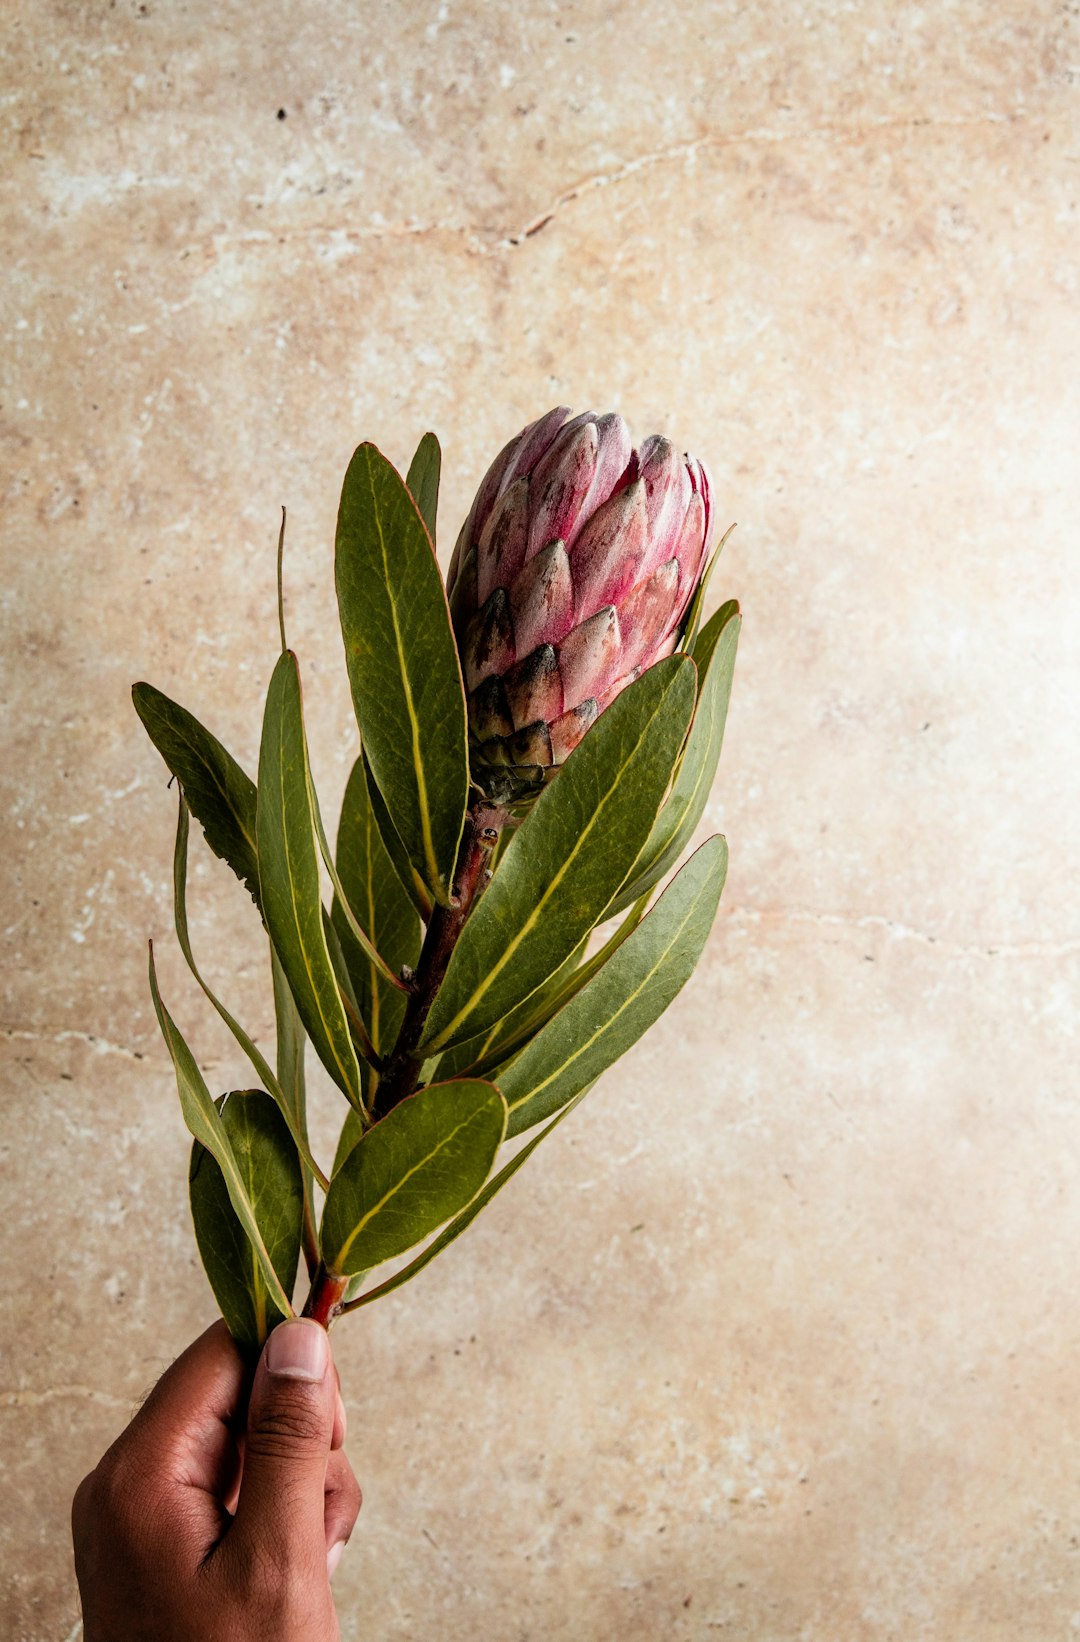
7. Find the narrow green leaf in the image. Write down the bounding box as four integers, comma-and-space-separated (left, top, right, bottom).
309, 765, 408, 997
148, 946, 294, 1319
330, 1106, 370, 1304
342, 1085, 596, 1310
500, 834, 728, 1137
606, 603, 740, 918
434, 888, 652, 1085
681, 522, 736, 653
335, 442, 469, 907
363, 749, 434, 921
333, 756, 421, 1076
189, 1089, 303, 1353
405, 431, 441, 546
276, 507, 288, 653
172, 794, 329, 1190
132, 682, 260, 908
257, 651, 364, 1110
420, 655, 697, 1053
271, 946, 319, 1273
430, 932, 591, 1084
472, 890, 653, 1081
320, 1079, 506, 1276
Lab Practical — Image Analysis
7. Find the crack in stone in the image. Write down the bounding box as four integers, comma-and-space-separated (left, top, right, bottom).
187, 107, 1033, 259
499, 107, 1030, 246
725, 906, 1080, 960
0, 1027, 147, 1061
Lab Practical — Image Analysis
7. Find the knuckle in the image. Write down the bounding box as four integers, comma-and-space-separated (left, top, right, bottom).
71, 1467, 98, 1533
340, 1463, 363, 1524
247, 1398, 326, 1457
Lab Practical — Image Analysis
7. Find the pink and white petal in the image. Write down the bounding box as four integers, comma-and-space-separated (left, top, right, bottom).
509, 540, 575, 655
477, 476, 530, 604
549, 697, 599, 763
448, 543, 479, 638
691, 452, 716, 555
595, 665, 641, 714
503, 405, 574, 491
673, 491, 707, 591
502, 643, 564, 730
569, 412, 633, 541
462, 588, 515, 690
526, 422, 599, 561
638, 438, 692, 576
567, 480, 647, 623
638, 630, 680, 673
617, 558, 680, 672
556, 604, 623, 708
463, 430, 523, 551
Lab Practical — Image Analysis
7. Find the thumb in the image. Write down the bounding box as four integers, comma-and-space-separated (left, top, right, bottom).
230, 1318, 337, 1572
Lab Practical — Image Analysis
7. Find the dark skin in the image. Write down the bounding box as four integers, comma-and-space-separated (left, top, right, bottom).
71, 1318, 361, 1642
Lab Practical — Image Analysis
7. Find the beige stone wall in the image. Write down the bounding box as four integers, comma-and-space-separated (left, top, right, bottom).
3, 3, 1078, 1637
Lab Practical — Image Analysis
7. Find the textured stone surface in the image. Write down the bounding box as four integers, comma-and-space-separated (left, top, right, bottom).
2, 2, 1078, 1637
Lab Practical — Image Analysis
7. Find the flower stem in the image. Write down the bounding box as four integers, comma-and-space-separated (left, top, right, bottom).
301, 1261, 350, 1329
373, 801, 507, 1120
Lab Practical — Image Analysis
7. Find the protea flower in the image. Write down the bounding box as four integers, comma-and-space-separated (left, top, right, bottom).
447, 406, 715, 803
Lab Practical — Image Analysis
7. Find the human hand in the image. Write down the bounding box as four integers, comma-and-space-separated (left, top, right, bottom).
72, 1317, 360, 1642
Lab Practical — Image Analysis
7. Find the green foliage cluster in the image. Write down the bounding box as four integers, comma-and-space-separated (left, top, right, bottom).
133, 433, 739, 1348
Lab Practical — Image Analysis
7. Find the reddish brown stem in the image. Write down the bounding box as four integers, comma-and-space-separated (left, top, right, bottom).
372, 801, 507, 1120
301, 1262, 350, 1329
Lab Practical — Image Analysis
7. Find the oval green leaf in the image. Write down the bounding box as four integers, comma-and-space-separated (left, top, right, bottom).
333, 756, 422, 1068
335, 443, 468, 907
148, 946, 294, 1320
320, 1078, 506, 1276
172, 793, 328, 1190
257, 651, 364, 1110
363, 748, 434, 921
500, 833, 728, 1137
606, 603, 740, 918
405, 431, 441, 546
132, 682, 260, 909
271, 946, 319, 1275
342, 1084, 596, 1310
189, 1089, 304, 1353
419, 655, 697, 1053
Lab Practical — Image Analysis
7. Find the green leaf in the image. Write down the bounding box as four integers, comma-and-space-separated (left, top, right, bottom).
271, 946, 319, 1272
342, 1085, 595, 1309
419, 655, 697, 1053
256, 651, 364, 1111
680, 521, 736, 653
606, 603, 740, 918
320, 1079, 506, 1276
148, 945, 294, 1319
172, 793, 329, 1190
433, 888, 652, 1085
132, 682, 260, 909
332, 757, 421, 1069
500, 834, 728, 1137
332, 1105, 365, 1178
335, 442, 469, 908
363, 749, 434, 922
430, 932, 591, 1084
405, 431, 441, 546
189, 1089, 304, 1353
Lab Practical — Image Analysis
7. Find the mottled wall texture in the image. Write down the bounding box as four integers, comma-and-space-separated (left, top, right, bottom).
3, 3, 1078, 1638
